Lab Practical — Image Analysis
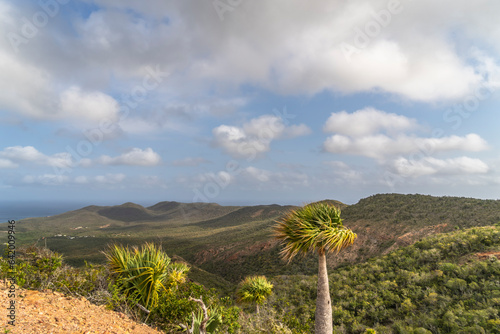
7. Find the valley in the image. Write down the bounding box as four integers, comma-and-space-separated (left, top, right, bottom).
11, 194, 500, 286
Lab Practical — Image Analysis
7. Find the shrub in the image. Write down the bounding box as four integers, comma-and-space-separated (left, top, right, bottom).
149, 281, 240, 333
104, 242, 189, 310
236, 275, 273, 314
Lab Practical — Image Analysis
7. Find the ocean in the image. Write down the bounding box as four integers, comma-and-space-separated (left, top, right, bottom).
0, 201, 90, 223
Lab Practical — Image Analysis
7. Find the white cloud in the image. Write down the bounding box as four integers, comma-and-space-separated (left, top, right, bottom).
2, 0, 499, 129
0, 2, 54, 119
179, 166, 308, 192
324, 108, 417, 136
244, 166, 272, 182
20, 173, 126, 186
117, 117, 161, 135
23, 174, 70, 186
168, 0, 496, 101
0, 4, 120, 124
322, 161, 366, 185
322, 108, 489, 161
178, 171, 234, 191
0, 159, 17, 168
392, 156, 490, 177
0, 47, 119, 124
59, 86, 120, 123
211, 125, 267, 159
334, 39, 481, 101
0, 146, 73, 168
324, 133, 488, 159
98, 148, 161, 166
424, 134, 489, 153
1, 0, 499, 201
117, 97, 249, 136
241, 166, 309, 188
196, 171, 233, 185
212, 115, 310, 159
0, 146, 44, 162
0, 50, 54, 120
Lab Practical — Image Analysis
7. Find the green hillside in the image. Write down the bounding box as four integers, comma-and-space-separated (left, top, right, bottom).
3, 194, 500, 333
12, 201, 295, 281
267, 226, 500, 333
8, 194, 500, 284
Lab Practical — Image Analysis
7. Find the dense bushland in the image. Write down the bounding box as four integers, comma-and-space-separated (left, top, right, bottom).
2, 224, 500, 333
13, 194, 500, 285
268, 226, 500, 333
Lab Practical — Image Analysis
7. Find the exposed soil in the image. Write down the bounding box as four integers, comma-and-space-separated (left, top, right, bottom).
194, 240, 278, 265
476, 251, 500, 260
225, 241, 277, 262
1, 284, 164, 334
385, 223, 449, 253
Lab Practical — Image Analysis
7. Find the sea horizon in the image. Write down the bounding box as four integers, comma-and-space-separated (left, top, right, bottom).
0, 201, 98, 223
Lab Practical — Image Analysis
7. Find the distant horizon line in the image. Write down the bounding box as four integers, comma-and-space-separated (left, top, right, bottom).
1, 192, 499, 210
1, 192, 499, 224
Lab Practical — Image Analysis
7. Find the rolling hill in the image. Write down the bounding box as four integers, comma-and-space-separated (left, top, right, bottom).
8, 194, 500, 284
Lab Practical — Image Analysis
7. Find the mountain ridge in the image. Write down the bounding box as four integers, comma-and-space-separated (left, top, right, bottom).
12, 193, 500, 283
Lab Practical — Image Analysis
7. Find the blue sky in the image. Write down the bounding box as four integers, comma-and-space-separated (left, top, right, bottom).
1, 0, 499, 206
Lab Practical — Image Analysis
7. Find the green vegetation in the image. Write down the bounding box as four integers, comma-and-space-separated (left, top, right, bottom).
104, 243, 189, 309
148, 281, 240, 333
0, 245, 108, 296
184, 297, 224, 334
236, 275, 273, 314
268, 226, 500, 333
2, 194, 500, 333
12, 202, 298, 281
2, 230, 499, 332
0, 244, 240, 333
11, 194, 500, 284
343, 194, 500, 229
274, 203, 357, 334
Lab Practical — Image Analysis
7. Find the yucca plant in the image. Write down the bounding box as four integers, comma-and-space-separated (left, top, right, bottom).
104, 243, 189, 310
274, 203, 357, 334
168, 262, 190, 289
188, 307, 222, 334
236, 275, 273, 314
181, 297, 223, 334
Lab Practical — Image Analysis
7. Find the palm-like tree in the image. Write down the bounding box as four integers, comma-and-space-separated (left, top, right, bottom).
236, 275, 273, 314
274, 203, 357, 334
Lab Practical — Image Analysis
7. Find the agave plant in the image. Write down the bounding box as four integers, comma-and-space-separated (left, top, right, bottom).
168, 262, 190, 289
274, 203, 357, 334
180, 297, 223, 334
236, 275, 273, 314
105, 242, 189, 310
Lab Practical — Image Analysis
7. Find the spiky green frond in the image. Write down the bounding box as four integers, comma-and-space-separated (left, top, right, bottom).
273, 203, 357, 262
236, 275, 273, 306
190, 306, 223, 334
104, 242, 189, 309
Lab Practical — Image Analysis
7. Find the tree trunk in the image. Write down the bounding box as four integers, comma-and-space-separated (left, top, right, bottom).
315, 251, 333, 334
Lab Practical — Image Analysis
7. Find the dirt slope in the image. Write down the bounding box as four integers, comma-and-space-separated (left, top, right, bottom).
1, 284, 163, 334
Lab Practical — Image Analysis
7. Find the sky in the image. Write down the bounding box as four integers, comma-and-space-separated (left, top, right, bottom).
1, 0, 500, 207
